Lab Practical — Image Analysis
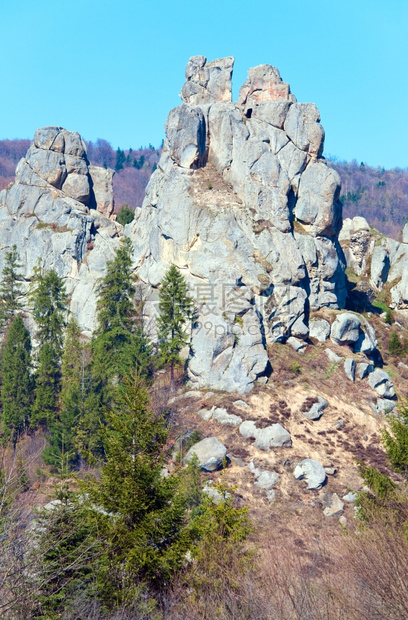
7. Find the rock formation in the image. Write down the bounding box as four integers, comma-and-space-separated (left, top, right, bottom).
0, 58, 347, 394
0, 127, 121, 336
341, 215, 408, 310
130, 55, 346, 392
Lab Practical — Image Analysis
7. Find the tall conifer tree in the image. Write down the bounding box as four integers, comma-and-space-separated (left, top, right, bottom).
1, 316, 32, 444
29, 265, 68, 427
42, 317, 86, 471
157, 264, 193, 388
0, 245, 23, 333
77, 238, 152, 460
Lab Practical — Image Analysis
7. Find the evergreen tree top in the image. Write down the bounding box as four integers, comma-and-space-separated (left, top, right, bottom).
28, 263, 68, 350
96, 237, 137, 334
0, 245, 24, 331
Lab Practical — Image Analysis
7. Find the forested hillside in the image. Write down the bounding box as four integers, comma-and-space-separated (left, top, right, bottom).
329, 158, 408, 238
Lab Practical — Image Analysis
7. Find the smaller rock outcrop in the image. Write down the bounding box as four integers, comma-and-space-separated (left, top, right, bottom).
0, 126, 120, 335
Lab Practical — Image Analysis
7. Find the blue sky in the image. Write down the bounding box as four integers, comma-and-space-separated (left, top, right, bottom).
1, 0, 407, 168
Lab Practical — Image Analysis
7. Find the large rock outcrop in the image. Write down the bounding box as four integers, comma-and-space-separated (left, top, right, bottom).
0, 59, 347, 394
130, 56, 346, 393
0, 127, 121, 335
340, 215, 408, 311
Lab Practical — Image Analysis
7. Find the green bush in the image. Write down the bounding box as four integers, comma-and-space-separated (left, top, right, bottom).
117, 204, 135, 226
389, 330, 404, 356
289, 361, 302, 375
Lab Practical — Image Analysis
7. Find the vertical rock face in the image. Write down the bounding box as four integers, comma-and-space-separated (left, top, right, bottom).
0, 127, 121, 336
131, 56, 346, 393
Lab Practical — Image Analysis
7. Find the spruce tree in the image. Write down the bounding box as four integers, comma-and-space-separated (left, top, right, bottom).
1, 316, 32, 444
42, 317, 85, 471
83, 373, 191, 594
29, 265, 68, 427
0, 245, 23, 333
29, 265, 67, 352
157, 264, 193, 388
381, 402, 408, 476
92, 236, 151, 382
79, 238, 152, 460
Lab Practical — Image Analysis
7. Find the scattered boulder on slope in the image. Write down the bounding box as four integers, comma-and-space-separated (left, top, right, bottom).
309, 318, 331, 341
368, 369, 396, 399
322, 492, 344, 517
293, 459, 327, 489
239, 420, 292, 450
303, 396, 328, 420
356, 362, 374, 380
344, 358, 355, 382
330, 312, 377, 354
184, 437, 227, 471
330, 313, 361, 346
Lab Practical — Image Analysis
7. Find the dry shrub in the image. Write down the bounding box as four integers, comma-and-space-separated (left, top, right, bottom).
341, 500, 408, 620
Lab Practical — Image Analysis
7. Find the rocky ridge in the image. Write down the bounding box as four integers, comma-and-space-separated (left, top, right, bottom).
130, 55, 346, 393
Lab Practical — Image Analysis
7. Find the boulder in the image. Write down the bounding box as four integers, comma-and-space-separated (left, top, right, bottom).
254, 424, 292, 450
254, 470, 279, 490
309, 318, 331, 342
325, 348, 343, 364
202, 481, 230, 504
368, 369, 396, 399
330, 313, 361, 346
344, 358, 355, 382
323, 493, 344, 517
287, 336, 307, 354
212, 407, 242, 426
239, 420, 259, 439
356, 362, 374, 380
376, 398, 397, 414
343, 491, 357, 503
239, 420, 291, 450
233, 399, 249, 408
184, 437, 227, 471
293, 459, 327, 489
303, 396, 328, 420
197, 408, 214, 421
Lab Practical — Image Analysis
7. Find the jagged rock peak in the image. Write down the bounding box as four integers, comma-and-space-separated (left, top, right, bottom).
131, 56, 346, 393
180, 55, 234, 105
238, 64, 294, 107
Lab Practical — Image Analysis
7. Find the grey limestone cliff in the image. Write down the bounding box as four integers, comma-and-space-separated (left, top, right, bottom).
0, 58, 347, 394
130, 56, 346, 392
